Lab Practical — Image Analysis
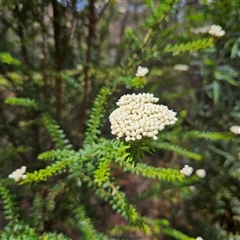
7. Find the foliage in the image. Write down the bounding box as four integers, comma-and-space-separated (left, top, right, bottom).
0, 0, 239, 239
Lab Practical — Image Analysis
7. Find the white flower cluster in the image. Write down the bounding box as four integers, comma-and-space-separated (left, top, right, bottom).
208, 25, 225, 37
135, 66, 149, 77
8, 166, 27, 182
196, 237, 204, 240
109, 93, 177, 141
180, 165, 193, 176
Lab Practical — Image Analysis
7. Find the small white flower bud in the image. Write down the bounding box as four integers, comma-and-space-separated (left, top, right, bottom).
125, 136, 131, 141
230, 125, 240, 135
136, 135, 142, 140
195, 169, 206, 178
173, 64, 189, 71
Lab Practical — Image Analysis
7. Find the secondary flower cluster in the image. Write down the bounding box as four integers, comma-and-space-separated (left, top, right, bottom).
230, 125, 240, 135
109, 93, 177, 141
196, 169, 206, 178
180, 165, 193, 176
173, 64, 189, 71
8, 166, 27, 182
208, 24, 225, 37
135, 66, 149, 77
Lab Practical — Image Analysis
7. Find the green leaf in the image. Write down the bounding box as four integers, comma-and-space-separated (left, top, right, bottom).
5, 98, 39, 110
0, 52, 21, 66
154, 142, 202, 161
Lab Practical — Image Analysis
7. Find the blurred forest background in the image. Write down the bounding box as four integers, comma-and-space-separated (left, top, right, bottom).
0, 0, 240, 239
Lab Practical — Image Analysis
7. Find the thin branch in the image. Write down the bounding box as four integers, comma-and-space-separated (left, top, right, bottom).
96, 2, 109, 23
123, 3, 174, 75
40, 0, 48, 102
79, 0, 96, 134
51, 0, 63, 118
14, 4, 29, 65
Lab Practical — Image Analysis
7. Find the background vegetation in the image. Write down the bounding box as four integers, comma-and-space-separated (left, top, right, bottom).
1, 0, 239, 239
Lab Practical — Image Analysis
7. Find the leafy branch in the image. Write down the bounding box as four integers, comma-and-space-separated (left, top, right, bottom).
123, 163, 184, 182
164, 37, 214, 53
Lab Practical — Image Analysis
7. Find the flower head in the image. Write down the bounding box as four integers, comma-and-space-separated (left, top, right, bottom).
196, 237, 204, 240
208, 24, 225, 37
195, 169, 206, 178
109, 93, 177, 141
180, 165, 193, 176
135, 66, 149, 77
8, 166, 27, 182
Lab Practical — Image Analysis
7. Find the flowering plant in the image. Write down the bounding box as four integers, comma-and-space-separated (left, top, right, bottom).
1, 1, 237, 239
